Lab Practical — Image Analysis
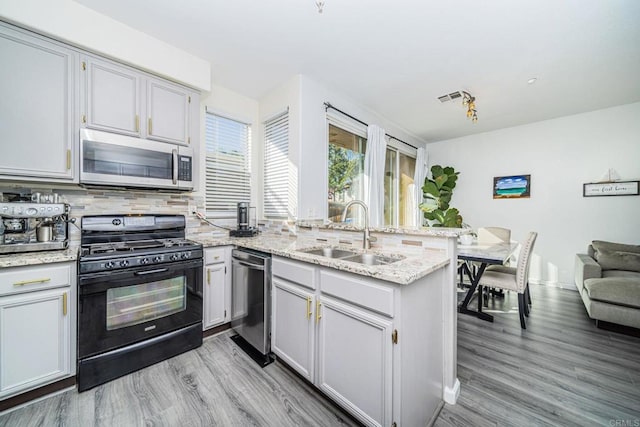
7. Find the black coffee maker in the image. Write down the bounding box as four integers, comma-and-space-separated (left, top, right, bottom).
230, 202, 258, 237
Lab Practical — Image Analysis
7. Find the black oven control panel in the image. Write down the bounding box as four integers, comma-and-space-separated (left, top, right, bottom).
80, 248, 203, 274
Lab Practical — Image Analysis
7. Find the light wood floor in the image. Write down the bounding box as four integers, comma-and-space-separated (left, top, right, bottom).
0, 332, 358, 427
436, 284, 640, 427
2, 284, 639, 427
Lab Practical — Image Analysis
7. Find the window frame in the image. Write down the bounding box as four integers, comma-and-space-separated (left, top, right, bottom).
325, 113, 417, 227
263, 110, 290, 220
204, 111, 252, 219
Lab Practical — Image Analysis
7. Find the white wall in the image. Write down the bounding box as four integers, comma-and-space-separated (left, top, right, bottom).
0, 0, 210, 90
427, 102, 640, 287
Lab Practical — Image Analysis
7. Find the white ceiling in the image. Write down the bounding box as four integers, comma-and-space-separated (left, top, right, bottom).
75, 0, 640, 142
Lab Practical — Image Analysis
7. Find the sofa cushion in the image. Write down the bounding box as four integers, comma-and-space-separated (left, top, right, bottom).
592, 240, 640, 255
603, 270, 640, 280
595, 249, 640, 273
584, 278, 640, 308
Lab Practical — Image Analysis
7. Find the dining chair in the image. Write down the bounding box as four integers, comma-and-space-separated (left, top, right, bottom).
477, 232, 538, 329
475, 227, 512, 301
477, 227, 511, 245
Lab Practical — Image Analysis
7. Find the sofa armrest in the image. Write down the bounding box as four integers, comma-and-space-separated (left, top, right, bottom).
575, 253, 602, 291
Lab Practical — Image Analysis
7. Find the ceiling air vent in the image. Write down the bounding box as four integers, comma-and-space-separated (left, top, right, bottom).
438, 91, 463, 103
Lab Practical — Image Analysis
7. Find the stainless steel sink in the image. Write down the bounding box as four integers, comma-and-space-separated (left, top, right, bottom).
300, 247, 358, 258
298, 247, 404, 266
341, 253, 403, 266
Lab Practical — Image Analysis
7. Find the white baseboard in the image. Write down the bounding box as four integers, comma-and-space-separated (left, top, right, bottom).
443, 378, 460, 404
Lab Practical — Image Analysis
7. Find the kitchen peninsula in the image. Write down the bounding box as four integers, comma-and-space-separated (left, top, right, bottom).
191, 222, 462, 427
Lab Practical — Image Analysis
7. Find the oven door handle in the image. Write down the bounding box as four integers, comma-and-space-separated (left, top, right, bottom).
134, 268, 169, 276
233, 259, 265, 271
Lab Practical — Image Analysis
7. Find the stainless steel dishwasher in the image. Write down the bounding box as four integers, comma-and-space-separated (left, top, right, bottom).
230, 248, 272, 365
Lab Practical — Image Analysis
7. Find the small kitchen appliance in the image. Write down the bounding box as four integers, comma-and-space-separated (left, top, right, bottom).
230, 202, 259, 237
0, 193, 70, 254
79, 129, 194, 191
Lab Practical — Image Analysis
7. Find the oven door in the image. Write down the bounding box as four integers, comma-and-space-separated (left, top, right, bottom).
78, 258, 203, 359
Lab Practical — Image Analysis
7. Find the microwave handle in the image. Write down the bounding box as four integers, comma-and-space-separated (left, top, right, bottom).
172, 149, 178, 185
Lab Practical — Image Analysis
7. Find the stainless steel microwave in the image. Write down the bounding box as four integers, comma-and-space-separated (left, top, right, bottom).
80, 129, 194, 191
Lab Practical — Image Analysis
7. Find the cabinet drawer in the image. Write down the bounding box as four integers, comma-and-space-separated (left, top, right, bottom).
320, 270, 394, 317
272, 257, 316, 290
205, 247, 227, 264
0, 263, 71, 296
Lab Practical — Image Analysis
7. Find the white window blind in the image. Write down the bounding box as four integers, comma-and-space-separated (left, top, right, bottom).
264, 111, 289, 219
205, 112, 251, 214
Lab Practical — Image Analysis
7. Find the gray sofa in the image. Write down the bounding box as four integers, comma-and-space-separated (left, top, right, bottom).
575, 240, 640, 330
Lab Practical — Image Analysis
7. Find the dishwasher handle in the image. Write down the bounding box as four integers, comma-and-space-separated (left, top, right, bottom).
233, 259, 266, 271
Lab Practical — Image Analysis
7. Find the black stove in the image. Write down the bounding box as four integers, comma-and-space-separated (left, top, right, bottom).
79, 215, 202, 274
77, 214, 203, 392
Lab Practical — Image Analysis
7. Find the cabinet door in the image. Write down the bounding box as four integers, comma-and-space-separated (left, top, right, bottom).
317, 297, 393, 427
0, 288, 71, 398
85, 57, 141, 136
0, 25, 75, 180
204, 263, 226, 329
147, 79, 190, 145
272, 278, 315, 382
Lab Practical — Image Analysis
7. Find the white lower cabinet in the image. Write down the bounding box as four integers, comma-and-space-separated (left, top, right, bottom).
272, 257, 394, 427
272, 278, 315, 382
317, 296, 393, 427
0, 262, 76, 400
203, 247, 231, 330
272, 255, 445, 427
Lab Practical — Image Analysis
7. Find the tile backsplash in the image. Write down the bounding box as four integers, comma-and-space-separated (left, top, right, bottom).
0, 184, 205, 247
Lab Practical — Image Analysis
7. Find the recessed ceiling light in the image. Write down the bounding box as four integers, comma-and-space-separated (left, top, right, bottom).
527, 77, 538, 85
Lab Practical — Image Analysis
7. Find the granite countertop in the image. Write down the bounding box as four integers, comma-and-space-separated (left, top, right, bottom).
0, 248, 78, 269
296, 221, 470, 237
0, 234, 451, 285
190, 234, 450, 285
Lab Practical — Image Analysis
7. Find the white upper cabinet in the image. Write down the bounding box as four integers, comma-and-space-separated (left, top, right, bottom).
81, 55, 195, 146
0, 23, 76, 181
147, 79, 190, 145
85, 57, 141, 137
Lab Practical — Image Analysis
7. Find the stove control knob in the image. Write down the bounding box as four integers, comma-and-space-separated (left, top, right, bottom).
120, 260, 129, 267
170, 254, 179, 261
181, 252, 190, 259
140, 258, 150, 265
153, 256, 162, 263
105, 261, 115, 269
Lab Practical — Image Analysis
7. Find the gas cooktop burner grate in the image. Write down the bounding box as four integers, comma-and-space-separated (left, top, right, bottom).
83, 239, 198, 256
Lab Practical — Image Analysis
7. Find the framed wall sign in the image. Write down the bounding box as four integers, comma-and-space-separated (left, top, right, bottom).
583, 181, 640, 197
493, 175, 531, 199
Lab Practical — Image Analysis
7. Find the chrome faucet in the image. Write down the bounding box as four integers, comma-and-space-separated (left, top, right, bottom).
341, 200, 373, 250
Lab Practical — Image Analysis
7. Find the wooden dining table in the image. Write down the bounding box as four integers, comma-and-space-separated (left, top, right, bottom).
457, 241, 519, 322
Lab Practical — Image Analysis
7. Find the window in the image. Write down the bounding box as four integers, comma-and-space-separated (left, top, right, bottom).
264, 111, 289, 219
327, 119, 416, 227
384, 146, 416, 227
204, 112, 251, 216
327, 123, 367, 223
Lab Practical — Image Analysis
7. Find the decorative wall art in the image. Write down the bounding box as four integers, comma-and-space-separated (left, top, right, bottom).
583, 181, 639, 197
493, 175, 531, 199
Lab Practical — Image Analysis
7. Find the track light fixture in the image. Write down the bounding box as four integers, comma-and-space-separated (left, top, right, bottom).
461, 91, 478, 123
